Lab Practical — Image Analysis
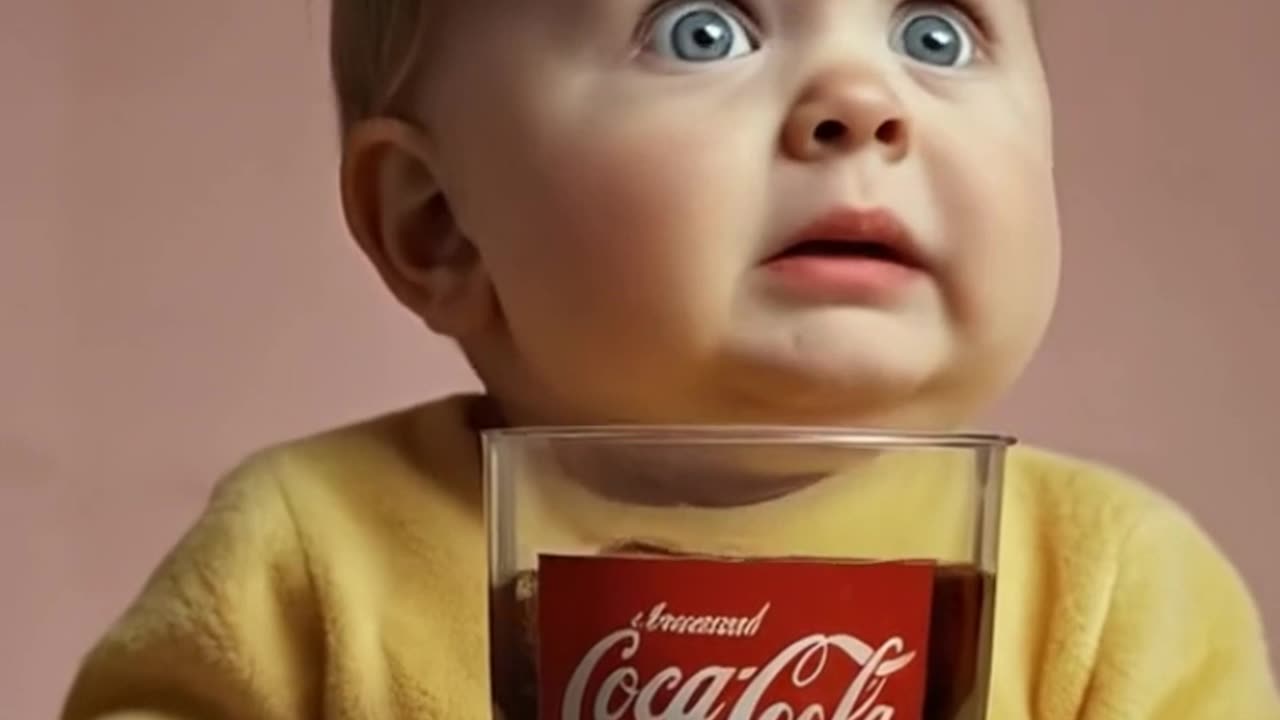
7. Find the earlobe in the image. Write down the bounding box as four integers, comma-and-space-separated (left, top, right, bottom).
339, 118, 497, 339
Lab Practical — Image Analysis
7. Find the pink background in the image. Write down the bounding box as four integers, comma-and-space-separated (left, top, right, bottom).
3, 2, 1276, 716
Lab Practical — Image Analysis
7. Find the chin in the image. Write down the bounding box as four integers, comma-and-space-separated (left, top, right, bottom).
714, 353, 949, 428
716, 306, 957, 415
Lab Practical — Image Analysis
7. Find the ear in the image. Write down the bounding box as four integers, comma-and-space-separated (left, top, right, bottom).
340, 118, 497, 339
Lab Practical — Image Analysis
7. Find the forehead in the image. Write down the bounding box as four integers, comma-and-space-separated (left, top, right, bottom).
436, 0, 1036, 24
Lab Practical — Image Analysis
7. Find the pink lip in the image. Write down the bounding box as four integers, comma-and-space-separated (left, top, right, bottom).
761, 207, 928, 303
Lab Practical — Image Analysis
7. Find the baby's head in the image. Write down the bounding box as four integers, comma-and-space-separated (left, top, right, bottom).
332, 0, 1059, 430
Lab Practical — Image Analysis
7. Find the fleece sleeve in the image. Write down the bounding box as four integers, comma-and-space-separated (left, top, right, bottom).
61, 457, 320, 720
1080, 502, 1280, 720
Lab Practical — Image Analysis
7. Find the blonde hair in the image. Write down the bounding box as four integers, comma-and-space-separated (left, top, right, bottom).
329, 0, 430, 136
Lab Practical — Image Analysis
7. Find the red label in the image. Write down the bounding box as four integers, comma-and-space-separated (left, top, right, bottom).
537, 555, 935, 720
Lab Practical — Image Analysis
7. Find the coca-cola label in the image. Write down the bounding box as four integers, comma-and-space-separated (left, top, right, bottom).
537, 554, 935, 720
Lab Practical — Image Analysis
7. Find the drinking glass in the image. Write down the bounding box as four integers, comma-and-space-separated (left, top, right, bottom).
485, 426, 1011, 720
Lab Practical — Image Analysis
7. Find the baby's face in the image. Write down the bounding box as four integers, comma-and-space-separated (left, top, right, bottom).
416, 0, 1058, 427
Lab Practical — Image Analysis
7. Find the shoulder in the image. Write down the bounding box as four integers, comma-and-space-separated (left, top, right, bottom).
999, 444, 1200, 567
993, 445, 1279, 718
998, 443, 1234, 627
1001, 444, 1251, 587
201, 393, 494, 602
63, 394, 493, 719
1004, 444, 1172, 527
238, 393, 489, 532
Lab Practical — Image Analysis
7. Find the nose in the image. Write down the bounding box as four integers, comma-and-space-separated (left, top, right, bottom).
781, 70, 911, 163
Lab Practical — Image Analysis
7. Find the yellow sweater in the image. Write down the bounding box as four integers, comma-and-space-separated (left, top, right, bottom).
62, 396, 1279, 719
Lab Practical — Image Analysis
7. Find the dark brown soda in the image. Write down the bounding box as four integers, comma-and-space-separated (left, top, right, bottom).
490, 561, 993, 720
923, 564, 995, 720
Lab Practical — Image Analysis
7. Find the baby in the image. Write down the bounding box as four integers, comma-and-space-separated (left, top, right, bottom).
63, 0, 1279, 718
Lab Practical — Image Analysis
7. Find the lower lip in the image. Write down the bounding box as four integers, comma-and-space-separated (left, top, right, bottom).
762, 255, 924, 302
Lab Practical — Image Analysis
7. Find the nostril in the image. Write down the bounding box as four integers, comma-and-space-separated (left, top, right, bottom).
875, 119, 905, 146
813, 119, 848, 144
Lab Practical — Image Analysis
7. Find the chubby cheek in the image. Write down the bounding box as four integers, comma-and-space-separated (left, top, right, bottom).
926, 118, 1060, 369
470, 107, 767, 382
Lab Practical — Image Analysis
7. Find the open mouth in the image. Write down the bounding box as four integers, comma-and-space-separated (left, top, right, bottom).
759, 207, 929, 300
771, 238, 913, 265
767, 237, 925, 272
766, 206, 927, 269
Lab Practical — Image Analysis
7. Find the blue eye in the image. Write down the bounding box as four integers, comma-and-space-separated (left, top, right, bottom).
646, 2, 759, 63
892, 6, 976, 68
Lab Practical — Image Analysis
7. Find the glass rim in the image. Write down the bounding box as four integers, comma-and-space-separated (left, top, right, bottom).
482, 425, 1016, 449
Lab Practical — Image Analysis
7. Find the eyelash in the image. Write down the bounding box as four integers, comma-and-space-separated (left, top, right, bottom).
928, 0, 996, 43
634, 0, 762, 48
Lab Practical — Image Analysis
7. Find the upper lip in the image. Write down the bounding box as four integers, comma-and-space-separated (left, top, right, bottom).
765, 206, 929, 271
